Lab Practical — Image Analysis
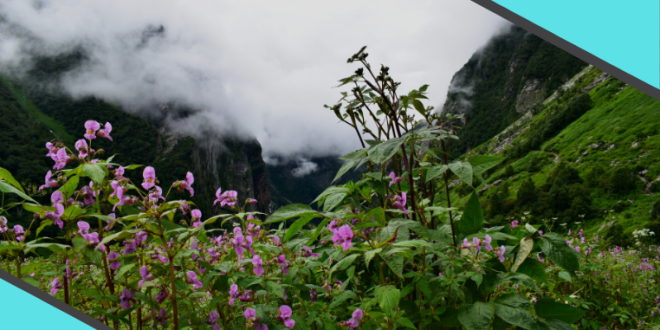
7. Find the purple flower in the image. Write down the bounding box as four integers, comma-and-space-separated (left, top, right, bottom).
0, 216, 7, 233
50, 278, 62, 295
138, 265, 154, 288
107, 252, 121, 271
142, 166, 156, 190
278, 305, 295, 329
14, 225, 25, 242
229, 284, 240, 306
207, 311, 219, 324
155, 290, 168, 304
123, 242, 136, 255
38, 171, 59, 191
252, 255, 264, 276
392, 192, 408, 217
510, 220, 519, 230
97, 122, 113, 141
537, 252, 544, 262
154, 308, 170, 327
119, 289, 136, 309
186, 271, 203, 290
84, 120, 101, 140
310, 290, 318, 302
149, 186, 166, 202
389, 171, 403, 187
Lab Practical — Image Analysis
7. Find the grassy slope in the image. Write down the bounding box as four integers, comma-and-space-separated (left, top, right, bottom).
451, 66, 660, 236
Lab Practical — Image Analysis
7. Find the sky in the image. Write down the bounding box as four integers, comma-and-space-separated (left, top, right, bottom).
0, 0, 509, 162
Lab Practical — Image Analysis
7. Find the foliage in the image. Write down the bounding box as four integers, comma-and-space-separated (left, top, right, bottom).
0, 48, 599, 330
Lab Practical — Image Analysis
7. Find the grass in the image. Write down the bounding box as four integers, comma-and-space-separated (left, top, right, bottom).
447, 66, 660, 237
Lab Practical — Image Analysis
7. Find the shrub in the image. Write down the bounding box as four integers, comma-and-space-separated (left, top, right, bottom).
608, 166, 637, 195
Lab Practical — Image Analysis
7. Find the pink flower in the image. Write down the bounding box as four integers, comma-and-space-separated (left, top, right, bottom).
38, 171, 59, 191
114, 166, 125, 179
46, 142, 59, 159
80, 185, 95, 205
252, 255, 264, 276
174, 172, 195, 197
53, 148, 71, 170
191, 209, 202, 227
84, 120, 101, 140
510, 220, 519, 230
392, 192, 408, 217
75, 139, 90, 159
149, 186, 166, 202
537, 252, 544, 262
389, 171, 403, 187
142, 166, 156, 190
275, 255, 289, 274
97, 122, 113, 141
343, 308, 363, 329
335, 225, 354, 252
494, 245, 506, 263
301, 246, 319, 258
213, 189, 238, 207
278, 305, 295, 329
186, 271, 203, 290
207, 311, 219, 324
0, 216, 7, 233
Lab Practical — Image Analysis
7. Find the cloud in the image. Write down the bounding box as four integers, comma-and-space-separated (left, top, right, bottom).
0, 0, 508, 159
291, 158, 319, 178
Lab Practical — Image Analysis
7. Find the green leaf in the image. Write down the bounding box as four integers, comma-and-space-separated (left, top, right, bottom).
265, 204, 316, 224
412, 99, 425, 116
364, 248, 382, 268
330, 254, 359, 273
534, 298, 585, 324
306, 218, 330, 246
511, 237, 534, 273
264, 281, 284, 299
458, 302, 495, 330
425, 165, 448, 183
83, 164, 106, 184
538, 233, 579, 273
459, 192, 484, 235
448, 161, 473, 187
516, 258, 548, 284
0, 182, 38, 204
23, 277, 40, 287
392, 240, 433, 249
397, 316, 417, 329
495, 294, 532, 310
332, 159, 359, 183
386, 253, 404, 278
0, 167, 25, 193
58, 175, 80, 199
283, 213, 317, 242
374, 285, 400, 317
323, 192, 347, 212
494, 303, 538, 330
36, 219, 54, 237
542, 319, 575, 330
558, 271, 572, 283
329, 291, 357, 309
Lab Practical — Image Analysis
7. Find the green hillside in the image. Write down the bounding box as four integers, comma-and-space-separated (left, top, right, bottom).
449, 65, 660, 244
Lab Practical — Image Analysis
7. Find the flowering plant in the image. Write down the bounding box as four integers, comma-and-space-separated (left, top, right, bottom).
0, 48, 600, 330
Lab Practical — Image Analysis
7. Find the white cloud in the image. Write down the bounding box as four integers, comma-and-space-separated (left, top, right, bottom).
0, 0, 508, 159
291, 158, 319, 177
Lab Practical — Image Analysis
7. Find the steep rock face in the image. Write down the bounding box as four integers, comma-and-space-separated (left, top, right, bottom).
515, 78, 546, 114
442, 25, 587, 156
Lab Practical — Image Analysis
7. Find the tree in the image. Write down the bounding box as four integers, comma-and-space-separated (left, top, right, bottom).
608, 166, 637, 195
505, 164, 514, 177
487, 192, 504, 218
527, 156, 541, 173
548, 178, 571, 211
517, 178, 537, 206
